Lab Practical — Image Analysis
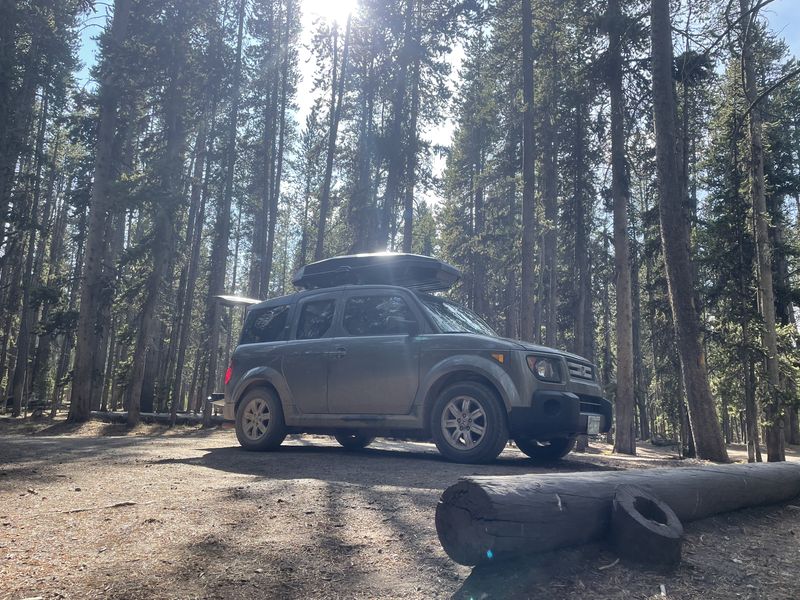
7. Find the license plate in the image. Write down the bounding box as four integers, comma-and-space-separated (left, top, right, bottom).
587, 415, 601, 435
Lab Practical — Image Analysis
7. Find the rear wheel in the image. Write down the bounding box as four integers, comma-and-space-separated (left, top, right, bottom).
431, 382, 508, 464
515, 436, 576, 461
235, 388, 287, 451
334, 432, 375, 450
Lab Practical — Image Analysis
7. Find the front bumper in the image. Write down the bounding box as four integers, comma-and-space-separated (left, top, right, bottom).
508, 390, 612, 440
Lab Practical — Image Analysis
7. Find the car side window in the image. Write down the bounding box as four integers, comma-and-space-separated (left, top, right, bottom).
343, 295, 416, 336
240, 305, 290, 344
296, 299, 336, 340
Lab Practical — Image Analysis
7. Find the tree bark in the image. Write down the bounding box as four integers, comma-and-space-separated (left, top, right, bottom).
380, 0, 414, 249
738, 0, 784, 462
401, 13, 421, 255
203, 0, 246, 422
68, 0, 132, 422
519, 0, 537, 342
650, 0, 728, 462
315, 15, 351, 260
127, 12, 190, 427
607, 0, 635, 455
539, 4, 558, 348
262, 0, 293, 295
436, 462, 800, 566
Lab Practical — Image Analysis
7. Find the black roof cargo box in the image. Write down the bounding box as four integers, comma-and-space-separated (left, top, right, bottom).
293, 253, 461, 292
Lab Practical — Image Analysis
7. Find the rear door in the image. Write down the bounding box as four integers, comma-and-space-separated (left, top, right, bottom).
326, 290, 421, 415
281, 293, 339, 414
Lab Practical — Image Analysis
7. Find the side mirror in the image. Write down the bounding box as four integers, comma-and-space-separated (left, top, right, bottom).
387, 316, 419, 336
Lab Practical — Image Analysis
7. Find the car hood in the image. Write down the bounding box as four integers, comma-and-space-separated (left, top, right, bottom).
511, 340, 594, 364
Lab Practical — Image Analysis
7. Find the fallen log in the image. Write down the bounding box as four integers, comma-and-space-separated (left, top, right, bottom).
90, 411, 228, 426
436, 462, 800, 565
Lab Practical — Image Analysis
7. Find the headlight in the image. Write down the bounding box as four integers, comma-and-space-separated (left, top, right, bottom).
526, 355, 562, 383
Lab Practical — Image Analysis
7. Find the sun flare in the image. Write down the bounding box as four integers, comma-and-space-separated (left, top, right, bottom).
302, 0, 358, 25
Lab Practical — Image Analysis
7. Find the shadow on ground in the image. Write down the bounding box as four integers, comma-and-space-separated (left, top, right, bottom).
153, 440, 621, 489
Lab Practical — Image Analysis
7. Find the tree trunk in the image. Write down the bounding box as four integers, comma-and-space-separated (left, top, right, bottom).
630, 208, 649, 441
315, 15, 351, 260
127, 13, 189, 426
401, 24, 421, 254
572, 93, 592, 360
263, 0, 293, 295
0, 0, 18, 227
380, 0, 414, 248
540, 8, 558, 348
738, 0, 784, 462
350, 41, 378, 254
203, 0, 246, 424
608, 0, 635, 455
650, 0, 728, 462
68, 0, 132, 422
519, 0, 537, 342
170, 114, 211, 423
10, 91, 49, 416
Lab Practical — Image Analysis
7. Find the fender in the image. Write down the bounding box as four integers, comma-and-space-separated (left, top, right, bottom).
415, 354, 520, 414
230, 365, 294, 413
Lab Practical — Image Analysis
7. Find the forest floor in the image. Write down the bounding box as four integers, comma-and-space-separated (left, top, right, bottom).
1, 418, 800, 600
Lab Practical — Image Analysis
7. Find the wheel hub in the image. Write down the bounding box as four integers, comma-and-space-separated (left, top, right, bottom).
242, 398, 271, 441
441, 395, 487, 450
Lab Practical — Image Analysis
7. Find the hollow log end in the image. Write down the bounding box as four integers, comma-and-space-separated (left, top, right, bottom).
611, 484, 684, 566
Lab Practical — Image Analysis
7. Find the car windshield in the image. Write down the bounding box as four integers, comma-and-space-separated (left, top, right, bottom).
420, 297, 497, 336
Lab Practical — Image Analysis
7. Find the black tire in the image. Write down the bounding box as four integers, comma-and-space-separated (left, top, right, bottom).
515, 436, 576, 461
235, 388, 287, 451
610, 484, 684, 566
334, 432, 375, 450
430, 382, 508, 464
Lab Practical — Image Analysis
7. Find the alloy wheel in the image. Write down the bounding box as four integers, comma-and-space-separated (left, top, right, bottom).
242, 397, 271, 441
440, 395, 487, 450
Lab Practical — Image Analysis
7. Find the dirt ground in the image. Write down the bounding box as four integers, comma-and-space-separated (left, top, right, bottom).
1, 419, 800, 600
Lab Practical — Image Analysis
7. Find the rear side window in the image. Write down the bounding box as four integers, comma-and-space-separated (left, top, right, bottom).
343, 295, 416, 336
296, 299, 336, 340
240, 305, 290, 344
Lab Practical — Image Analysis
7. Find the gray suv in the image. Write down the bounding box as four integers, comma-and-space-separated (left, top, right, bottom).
222, 254, 611, 464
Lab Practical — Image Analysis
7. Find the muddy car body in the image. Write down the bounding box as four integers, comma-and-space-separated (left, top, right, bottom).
223, 253, 611, 463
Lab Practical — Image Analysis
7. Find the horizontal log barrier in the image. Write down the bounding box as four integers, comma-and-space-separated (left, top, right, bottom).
90, 411, 228, 426
435, 462, 800, 565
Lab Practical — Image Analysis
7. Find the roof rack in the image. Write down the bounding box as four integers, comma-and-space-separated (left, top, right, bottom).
292, 253, 461, 292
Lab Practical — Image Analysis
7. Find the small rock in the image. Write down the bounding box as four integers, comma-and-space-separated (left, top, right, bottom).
74, 487, 81, 492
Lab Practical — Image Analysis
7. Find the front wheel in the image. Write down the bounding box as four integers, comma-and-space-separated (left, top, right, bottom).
515, 436, 576, 461
431, 382, 508, 464
235, 388, 287, 451
334, 432, 375, 450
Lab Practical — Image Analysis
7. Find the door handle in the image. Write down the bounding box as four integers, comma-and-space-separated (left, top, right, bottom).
325, 347, 347, 359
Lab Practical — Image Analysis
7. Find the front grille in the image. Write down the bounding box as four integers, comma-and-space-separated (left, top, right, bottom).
568, 361, 595, 382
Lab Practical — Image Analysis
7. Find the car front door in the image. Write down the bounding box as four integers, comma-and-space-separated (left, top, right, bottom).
281, 294, 339, 414
326, 291, 421, 415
